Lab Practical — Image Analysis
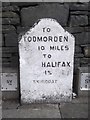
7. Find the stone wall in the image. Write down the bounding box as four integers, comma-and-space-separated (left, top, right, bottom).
1, 2, 90, 100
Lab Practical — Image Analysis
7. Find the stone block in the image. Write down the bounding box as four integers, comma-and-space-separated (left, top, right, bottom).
21, 4, 69, 27
19, 18, 75, 103
5, 32, 18, 47
70, 15, 88, 27
2, 104, 61, 118
2, 25, 16, 33
2, 18, 20, 25
2, 89, 19, 101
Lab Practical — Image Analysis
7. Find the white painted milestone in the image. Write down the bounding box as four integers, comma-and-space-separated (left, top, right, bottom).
19, 18, 75, 103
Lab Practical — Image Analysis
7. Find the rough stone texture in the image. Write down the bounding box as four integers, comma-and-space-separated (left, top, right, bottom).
2, 12, 19, 18
2, 53, 19, 68
71, 11, 88, 15
2, 104, 61, 118
80, 58, 90, 66
1, 46, 18, 68
1, 97, 89, 119
59, 103, 88, 118
88, 13, 90, 25
0, 34, 4, 46
83, 46, 90, 57
16, 26, 30, 34
2, 47, 18, 53
65, 27, 85, 34
2, 6, 19, 11
2, 18, 20, 25
74, 53, 84, 58
74, 58, 80, 65
73, 32, 90, 45
2, 25, 16, 33
5, 32, 18, 46
2, 2, 10, 7
75, 46, 82, 53
74, 58, 80, 73
70, 15, 88, 27
69, 3, 89, 11
10, 2, 39, 6
85, 27, 90, 32
21, 4, 69, 27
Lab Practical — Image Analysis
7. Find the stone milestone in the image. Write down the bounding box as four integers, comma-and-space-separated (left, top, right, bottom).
19, 18, 75, 103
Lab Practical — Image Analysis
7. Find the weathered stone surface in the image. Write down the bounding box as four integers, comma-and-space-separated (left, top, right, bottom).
2, 54, 18, 68
70, 15, 88, 27
80, 58, 90, 65
21, 4, 69, 27
0, 34, 4, 46
60, 103, 88, 118
19, 18, 75, 103
2, 18, 20, 25
2, 34, 4, 46
74, 58, 80, 73
2, 12, 19, 18
69, 3, 89, 11
3, 104, 61, 118
77, 67, 90, 96
84, 46, 90, 57
84, 27, 90, 32
10, 2, 39, 6
2, 2, 10, 7
75, 46, 82, 53
2, 25, 16, 33
65, 27, 84, 34
88, 16, 90, 27
2, 6, 19, 12
71, 11, 88, 15
74, 58, 80, 65
73, 32, 90, 45
2, 47, 18, 53
5, 32, 18, 46
74, 53, 84, 58
17, 26, 30, 34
